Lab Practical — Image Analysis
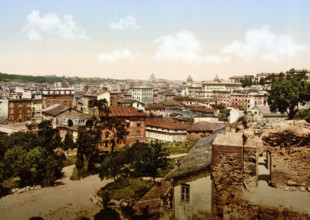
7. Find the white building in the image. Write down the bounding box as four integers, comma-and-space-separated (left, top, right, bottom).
131, 87, 153, 105
0, 99, 8, 120
247, 92, 266, 109
202, 81, 242, 98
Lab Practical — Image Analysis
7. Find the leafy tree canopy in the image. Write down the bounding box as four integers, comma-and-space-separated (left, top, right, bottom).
267, 73, 310, 119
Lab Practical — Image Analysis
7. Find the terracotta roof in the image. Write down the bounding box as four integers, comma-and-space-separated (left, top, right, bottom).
133, 180, 171, 216
117, 99, 135, 104
146, 118, 189, 130
187, 121, 225, 132
118, 99, 144, 105
191, 107, 216, 113
160, 101, 180, 107
42, 104, 69, 116
105, 106, 147, 117
145, 104, 165, 110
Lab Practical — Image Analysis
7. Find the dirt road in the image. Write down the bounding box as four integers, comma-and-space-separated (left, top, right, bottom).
0, 165, 112, 220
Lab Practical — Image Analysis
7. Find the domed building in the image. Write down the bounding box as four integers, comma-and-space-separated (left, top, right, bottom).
150, 73, 156, 81
214, 74, 220, 82
187, 74, 193, 84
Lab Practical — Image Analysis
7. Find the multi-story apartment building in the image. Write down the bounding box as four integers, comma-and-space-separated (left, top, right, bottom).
230, 93, 248, 110
98, 106, 147, 149
31, 94, 43, 122
82, 91, 112, 114
202, 81, 242, 98
131, 87, 153, 105
186, 82, 203, 98
8, 99, 32, 123
213, 90, 231, 106
246, 93, 267, 109
42, 89, 74, 109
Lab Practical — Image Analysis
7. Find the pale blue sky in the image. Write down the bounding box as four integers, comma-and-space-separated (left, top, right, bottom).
0, 0, 309, 80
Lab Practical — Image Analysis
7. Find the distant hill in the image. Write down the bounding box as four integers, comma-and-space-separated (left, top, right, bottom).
0, 72, 118, 84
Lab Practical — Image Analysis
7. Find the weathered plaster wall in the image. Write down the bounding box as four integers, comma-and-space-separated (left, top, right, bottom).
174, 171, 212, 220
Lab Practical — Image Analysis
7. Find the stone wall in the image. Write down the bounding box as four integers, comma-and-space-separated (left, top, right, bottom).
211, 134, 244, 219
243, 146, 257, 188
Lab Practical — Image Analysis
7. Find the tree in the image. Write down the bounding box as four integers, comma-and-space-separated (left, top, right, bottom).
241, 78, 253, 88
4, 145, 28, 179
63, 131, 76, 156
6, 132, 39, 152
38, 120, 62, 153
26, 147, 48, 184
267, 73, 310, 119
75, 126, 100, 174
0, 134, 8, 158
133, 142, 169, 183
99, 152, 123, 182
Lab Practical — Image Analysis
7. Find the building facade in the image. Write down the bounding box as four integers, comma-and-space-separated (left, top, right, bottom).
202, 82, 242, 98
8, 99, 32, 123
131, 87, 154, 105
42, 89, 74, 109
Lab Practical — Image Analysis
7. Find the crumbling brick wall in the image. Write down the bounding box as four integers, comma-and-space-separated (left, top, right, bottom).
211, 143, 243, 219
263, 131, 310, 187
243, 146, 257, 188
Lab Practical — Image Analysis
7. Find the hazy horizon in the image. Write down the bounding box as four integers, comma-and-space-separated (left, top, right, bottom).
1, 0, 309, 81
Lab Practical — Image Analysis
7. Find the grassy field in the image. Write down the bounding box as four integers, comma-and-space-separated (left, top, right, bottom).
164, 138, 198, 155
97, 177, 154, 201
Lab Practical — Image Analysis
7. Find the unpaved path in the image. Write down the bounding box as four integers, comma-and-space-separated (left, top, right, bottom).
0, 165, 112, 220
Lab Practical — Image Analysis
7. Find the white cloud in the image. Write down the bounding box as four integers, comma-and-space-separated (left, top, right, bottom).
22, 10, 89, 41
205, 55, 230, 64
98, 49, 141, 62
154, 30, 202, 62
154, 30, 229, 63
109, 16, 140, 31
221, 26, 307, 62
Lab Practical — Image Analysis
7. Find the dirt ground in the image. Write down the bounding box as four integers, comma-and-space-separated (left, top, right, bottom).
0, 165, 112, 220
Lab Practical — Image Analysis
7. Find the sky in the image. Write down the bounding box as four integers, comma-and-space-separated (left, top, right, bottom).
0, 0, 309, 81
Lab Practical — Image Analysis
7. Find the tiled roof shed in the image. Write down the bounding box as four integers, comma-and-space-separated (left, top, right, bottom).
187, 122, 225, 132
146, 118, 189, 130
107, 106, 147, 117
42, 104, 69, 116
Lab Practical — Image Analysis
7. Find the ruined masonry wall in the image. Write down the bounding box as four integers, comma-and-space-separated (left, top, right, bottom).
211, 144, 243, 219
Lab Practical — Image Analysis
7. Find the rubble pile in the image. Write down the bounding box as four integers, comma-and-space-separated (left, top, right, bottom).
262, 130, 310, 148
263, 130, 310, 187
223, 202, 310, 219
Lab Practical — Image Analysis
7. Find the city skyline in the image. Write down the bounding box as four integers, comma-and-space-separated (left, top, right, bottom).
0, 0, 309, 81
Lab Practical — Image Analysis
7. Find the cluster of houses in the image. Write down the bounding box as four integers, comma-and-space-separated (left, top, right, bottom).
1, 69, 307, 145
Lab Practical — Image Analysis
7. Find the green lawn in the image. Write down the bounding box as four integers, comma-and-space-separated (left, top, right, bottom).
97, 177, 154, 201
164, 139, 198, 155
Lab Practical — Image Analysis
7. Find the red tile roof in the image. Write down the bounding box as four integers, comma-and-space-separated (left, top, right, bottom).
133, 180, 171, 216
145, 104, 165, 110
106, 106, 147, 117
146, 118, 189, 130
191, 107, 216, 113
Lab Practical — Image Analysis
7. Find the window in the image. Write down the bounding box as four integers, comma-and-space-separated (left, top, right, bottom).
137, 123, 140, 127
181, 184, 190, 203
